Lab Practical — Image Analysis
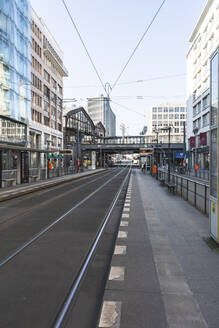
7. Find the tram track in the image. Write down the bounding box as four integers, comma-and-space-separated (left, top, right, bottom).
0, 168, 118, 228
0, 167, 131, 328
0, 167, 127, 268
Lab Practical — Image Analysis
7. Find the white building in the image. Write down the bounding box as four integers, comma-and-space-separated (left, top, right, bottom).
186, 0, 219, 175
87, 96, 116, 136
29, 8, 68, 151
145, 104, 186, 143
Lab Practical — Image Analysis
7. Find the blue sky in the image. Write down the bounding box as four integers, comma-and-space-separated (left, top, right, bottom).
31, 0, 206, 135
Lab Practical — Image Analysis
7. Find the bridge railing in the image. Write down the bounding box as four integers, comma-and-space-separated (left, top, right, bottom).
93, 135, 184, 145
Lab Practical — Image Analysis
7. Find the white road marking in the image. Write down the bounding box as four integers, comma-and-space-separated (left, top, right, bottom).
109, 266, 125, 281
120, 221, 128, 227
123, 207, 130, 212
122, 213, 129, 219
118, 231, 128, 238
98, 301, 121, 328
114, 245, 127, 255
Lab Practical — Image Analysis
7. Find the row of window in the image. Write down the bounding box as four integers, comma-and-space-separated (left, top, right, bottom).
31, 20, 42, 42
31, 91, 42, 107
31, 56, 42, 74
31, 73, 42, 91
44, 133, 62, 147
193, 113, 209, 130
31, 38, 42, 58
152, 121, 184, 127
152, 114, 186, 120
152, 107, 185, 113
193, 94, 210, 117
43, 69, 63, 94
32, 109, 42, 123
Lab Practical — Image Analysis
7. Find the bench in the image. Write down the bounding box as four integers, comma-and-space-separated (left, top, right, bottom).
167, 183, 176, 193
2, 178, 16, 187
159, 178, 165, 186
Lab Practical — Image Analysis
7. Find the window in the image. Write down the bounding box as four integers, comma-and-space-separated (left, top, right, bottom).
51, 91, 56, 105
51, 120, 56, 129
44, 100, 49, 112
51, 78, 56, 89
158, 107, 162, 112
44, 116, 50, 126
203, 95, 209, 109
158, 114, 162, 119
174, 121, 179, 126
152, 114, 157, 119
180, 107, 185, 112
152, 107, 157, 112
174, 128, 179, 133
169, 114, 174, 119
175, 107, 179, 112
44, 133, 50, 146
169, 107, 174, 112
203, 113, 209, 127
164, 114, 168, 119
180, 114, 185, 119
51, 106, 56, 117
44, 85, 50, 101
58, 84, 62, 94
175, 114, 179, 119
164, 107, 168, 112
44, 70, 50, 83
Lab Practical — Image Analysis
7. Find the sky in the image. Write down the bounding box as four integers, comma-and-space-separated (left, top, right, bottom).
31, 0, 207, 135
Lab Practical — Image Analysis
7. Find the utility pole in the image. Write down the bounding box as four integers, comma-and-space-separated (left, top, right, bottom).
168, 126, 171, 183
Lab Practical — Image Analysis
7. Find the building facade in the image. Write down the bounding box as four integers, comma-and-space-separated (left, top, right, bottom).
146, 104, 186, 143
30, 8, 68, 151
0, 0, 31, 143
87, 96, 116, 136
186, 0, 219, 177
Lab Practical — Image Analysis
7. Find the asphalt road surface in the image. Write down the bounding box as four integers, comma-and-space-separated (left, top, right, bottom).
0, 167, 130, 328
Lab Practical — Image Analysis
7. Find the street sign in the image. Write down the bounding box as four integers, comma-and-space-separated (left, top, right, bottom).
140, 149, 152, 154
60, 149, 72, 155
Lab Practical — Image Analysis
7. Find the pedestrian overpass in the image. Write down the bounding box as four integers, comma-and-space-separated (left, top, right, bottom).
81, 135, 184, 154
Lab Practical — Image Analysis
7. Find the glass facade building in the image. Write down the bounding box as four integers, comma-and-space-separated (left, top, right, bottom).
0, 0, 31, 128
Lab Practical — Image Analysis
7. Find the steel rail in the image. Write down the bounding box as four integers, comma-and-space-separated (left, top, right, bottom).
0, 168, 120, 227
53, 166, 131, 328
0, 168, 127, 268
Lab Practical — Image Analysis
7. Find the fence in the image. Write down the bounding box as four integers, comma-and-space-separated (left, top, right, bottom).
158, 169, 209, 216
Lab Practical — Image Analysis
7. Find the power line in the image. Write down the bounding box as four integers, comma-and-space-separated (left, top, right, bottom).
64, 73, 185, 89
111, 100, 146, 117
61, 0, 106, 94
111, 0, 167, 93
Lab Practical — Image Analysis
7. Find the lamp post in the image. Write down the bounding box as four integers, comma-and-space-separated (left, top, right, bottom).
160, 126, 172, 183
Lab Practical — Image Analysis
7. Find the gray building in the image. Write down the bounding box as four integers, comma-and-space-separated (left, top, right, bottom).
87, 96, 116, 136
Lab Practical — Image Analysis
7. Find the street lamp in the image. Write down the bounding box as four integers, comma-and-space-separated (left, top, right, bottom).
160, 126, 172, 183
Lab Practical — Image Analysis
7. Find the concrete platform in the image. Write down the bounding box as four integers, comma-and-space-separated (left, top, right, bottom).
0, 168, 106, 202
98, 169, 219, 328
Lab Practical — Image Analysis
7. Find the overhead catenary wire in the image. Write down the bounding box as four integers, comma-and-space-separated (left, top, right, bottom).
110, 0, 167, 93
111, 99, 146, 117
64, 73, 186, 89
61, 0, 107, 94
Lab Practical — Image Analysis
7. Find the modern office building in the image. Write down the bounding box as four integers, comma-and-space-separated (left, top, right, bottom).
87, 96, 116, 136
30, 8, 68, 151
145, 104, 186, 143
0, 0, 31, 144
186, 0, 219, 176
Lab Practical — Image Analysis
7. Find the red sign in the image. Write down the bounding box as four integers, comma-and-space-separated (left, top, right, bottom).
190, 136, 195, 148
200, 132, 207, 146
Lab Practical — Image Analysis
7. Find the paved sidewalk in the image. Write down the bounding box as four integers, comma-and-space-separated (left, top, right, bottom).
98, 169, 219, 328
0, 168, 106, 202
